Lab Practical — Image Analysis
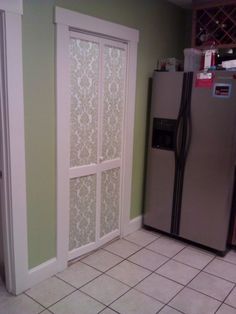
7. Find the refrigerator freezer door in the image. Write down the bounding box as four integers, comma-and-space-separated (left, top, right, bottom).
232, 222, 236, 246
179, 72, 236, 252
144, 72, 184, 232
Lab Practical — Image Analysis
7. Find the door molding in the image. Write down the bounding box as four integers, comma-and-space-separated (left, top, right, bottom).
55, 7, 139, 269
0, 0, 28, 294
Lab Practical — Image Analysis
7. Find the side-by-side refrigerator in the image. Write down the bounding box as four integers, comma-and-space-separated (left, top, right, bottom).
143, 71, 236, 254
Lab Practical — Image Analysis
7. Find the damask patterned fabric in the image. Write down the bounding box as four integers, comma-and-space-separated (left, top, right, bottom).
70, 38, 99, 167
100, 168, 120, 237
69, 175, 96, 250
102, 46, 126, 161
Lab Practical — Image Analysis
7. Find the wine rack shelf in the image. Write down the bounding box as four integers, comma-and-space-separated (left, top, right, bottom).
192, 1, 236, 48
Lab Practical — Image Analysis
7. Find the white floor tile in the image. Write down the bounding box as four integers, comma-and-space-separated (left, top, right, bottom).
49, 290, 105, 314
188, 271, 234, 301
146, 237, 185, 258
205, 259, 236, 282
124, 229, 159, 246
0, 293, 43, 314
225, 286, 236, 308
104, 239, 141, 258
106, 260, 150, 287
169, 287, 221, 314
99, 308, 118, 314
80, 274, 129, 305
128, 248, 168, 271
56, 261, 101, 288
81, 249, 123, 272
26, 276, 75, 307
5, 237, 235, 314
174, 247, 214, 270
156, 259, 199, 285
0, 280, 13, 303
216, 304, 236, 314
158, 305, 182, 314
218, 250, 236, 265
110, 289, 163, 314
135, 273, 183, 304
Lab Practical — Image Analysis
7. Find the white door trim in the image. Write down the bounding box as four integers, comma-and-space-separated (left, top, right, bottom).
0, 0, 23, 14
55, 7, 139, 270
0, 0, 28, 295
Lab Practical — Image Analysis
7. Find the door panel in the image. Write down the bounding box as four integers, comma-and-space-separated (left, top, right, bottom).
68, 31, 127, 258
144, 72, 184, 233
100, 168, 120, 238
144, 150, 175, 232
70, 37, 99, 167
101, 45, 126, 161
180, 72, 236, 251
69, 175, 97, 251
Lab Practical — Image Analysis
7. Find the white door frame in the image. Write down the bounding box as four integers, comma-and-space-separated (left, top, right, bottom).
0, 0, 28, 294
55, 7, 139, 268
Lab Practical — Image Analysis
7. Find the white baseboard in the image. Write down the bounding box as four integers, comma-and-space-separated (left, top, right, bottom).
21, 216, 142, 292
123, 215, 142, 237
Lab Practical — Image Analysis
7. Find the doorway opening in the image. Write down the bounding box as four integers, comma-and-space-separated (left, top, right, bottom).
56, 7, 139, 269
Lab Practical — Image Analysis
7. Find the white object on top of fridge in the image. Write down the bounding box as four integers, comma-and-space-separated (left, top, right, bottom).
222, 59, 236, 69
157, 58, 182, 72
184, 48, 202, 72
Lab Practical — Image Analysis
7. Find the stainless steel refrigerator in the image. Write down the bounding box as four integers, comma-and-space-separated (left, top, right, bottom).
144, 70, 236, 254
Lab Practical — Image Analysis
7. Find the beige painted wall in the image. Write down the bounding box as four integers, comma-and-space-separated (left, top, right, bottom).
22, 0, 187, 268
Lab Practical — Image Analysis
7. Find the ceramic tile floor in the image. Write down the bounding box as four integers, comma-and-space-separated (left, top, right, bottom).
1, 229, 236, 314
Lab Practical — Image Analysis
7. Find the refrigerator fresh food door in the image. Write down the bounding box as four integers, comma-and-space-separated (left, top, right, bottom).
144, 72, 184, 232
179, 71, 236, 252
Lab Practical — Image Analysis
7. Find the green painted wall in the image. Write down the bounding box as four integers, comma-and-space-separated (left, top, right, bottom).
22, 0, 186, 268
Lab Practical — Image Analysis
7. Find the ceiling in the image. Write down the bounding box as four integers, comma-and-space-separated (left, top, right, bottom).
168, 0, 192, 8
168, 0, 217, 9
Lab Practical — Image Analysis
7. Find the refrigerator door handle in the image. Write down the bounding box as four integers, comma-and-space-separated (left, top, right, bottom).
175, 72, 188, 163
175, 115, 184, 162
183, 72, 193, 160
184, 115, 192, 159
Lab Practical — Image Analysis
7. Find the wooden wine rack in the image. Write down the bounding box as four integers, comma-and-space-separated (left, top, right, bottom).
192, 1, 236, 49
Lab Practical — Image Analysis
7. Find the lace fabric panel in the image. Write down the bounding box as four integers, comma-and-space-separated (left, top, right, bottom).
102, 45, 126, 161
69, 175, 96, 250
100, 168, 120, 237
70, 38, 99, 167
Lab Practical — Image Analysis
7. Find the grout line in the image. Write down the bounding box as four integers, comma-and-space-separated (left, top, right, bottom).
97, 306, 120, 314
39, 309, 53, 314
156, 303, 186, 314
220, 303, 236, 312
171, 258, 215, 272
80, 254, 125, 273
73, 289, 110, 308
23, 292, 48, 310
126, 257, 169, 273
55, 271, 103, 290
221, 282, 236, 310
215, 256, 236, 267
203, 269, 236, 285
186, 285, 229, 303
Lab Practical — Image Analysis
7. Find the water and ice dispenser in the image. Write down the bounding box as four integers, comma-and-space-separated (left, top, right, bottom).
152, 118, 177, 151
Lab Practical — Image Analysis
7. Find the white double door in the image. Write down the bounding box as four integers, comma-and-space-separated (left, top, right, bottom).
68, 31, 127, 259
